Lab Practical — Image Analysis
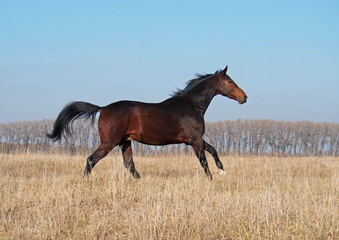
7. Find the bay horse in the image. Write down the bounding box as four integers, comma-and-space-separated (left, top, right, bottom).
47, 66, 247, 180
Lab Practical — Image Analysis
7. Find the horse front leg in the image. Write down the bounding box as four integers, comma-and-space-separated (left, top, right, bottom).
119, 141, 140, 179
191, 141, 213, 180
203, 140, 226, 175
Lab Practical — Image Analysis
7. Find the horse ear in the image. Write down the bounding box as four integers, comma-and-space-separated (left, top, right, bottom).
220, 65, 228, 75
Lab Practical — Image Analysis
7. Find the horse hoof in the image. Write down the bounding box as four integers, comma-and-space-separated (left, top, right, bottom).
219, 169, 226, 175
133, 171, 141, 179
83, 167, 92, 177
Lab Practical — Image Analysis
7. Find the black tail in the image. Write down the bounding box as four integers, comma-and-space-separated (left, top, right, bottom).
47, 101, 102, 141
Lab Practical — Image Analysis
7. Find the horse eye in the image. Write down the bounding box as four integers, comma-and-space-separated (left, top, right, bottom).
227, 80, 233, 84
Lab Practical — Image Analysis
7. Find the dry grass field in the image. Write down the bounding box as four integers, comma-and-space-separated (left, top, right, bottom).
0, 153, 338, 239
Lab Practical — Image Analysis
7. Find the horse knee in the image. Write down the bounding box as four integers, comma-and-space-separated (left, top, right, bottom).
210, 148, 217, 156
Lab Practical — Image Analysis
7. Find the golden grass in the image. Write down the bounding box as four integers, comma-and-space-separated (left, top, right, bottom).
0, 153, 338, 239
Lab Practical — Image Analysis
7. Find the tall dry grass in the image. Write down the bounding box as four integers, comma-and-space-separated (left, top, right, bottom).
0, 153, 338, 239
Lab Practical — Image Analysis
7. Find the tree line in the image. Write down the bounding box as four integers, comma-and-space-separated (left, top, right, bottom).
0, 119, 338, 156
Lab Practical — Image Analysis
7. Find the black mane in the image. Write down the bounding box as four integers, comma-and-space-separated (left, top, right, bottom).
171, 71, 219, 97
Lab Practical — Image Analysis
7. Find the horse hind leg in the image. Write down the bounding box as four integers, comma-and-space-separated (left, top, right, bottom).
84, 144, 114, 177
119, 141, 140, 179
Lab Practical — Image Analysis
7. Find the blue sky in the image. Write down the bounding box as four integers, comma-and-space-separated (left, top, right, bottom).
1, 1, 338, 123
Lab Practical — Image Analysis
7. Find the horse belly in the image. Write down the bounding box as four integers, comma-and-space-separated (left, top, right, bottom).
128, 111, 186, 145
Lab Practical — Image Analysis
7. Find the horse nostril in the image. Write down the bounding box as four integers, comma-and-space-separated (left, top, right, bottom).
244, 95, 248, 102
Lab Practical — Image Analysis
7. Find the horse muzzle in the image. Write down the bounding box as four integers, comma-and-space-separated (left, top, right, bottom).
238, 94, 247, 104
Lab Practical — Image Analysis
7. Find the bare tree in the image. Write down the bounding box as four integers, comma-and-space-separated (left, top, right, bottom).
0, 118, 338, 156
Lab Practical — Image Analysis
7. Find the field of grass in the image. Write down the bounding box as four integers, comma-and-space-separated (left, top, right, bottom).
0, 153, 338, 239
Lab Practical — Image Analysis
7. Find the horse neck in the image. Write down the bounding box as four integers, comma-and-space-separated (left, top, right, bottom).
184, 77, 218, 116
